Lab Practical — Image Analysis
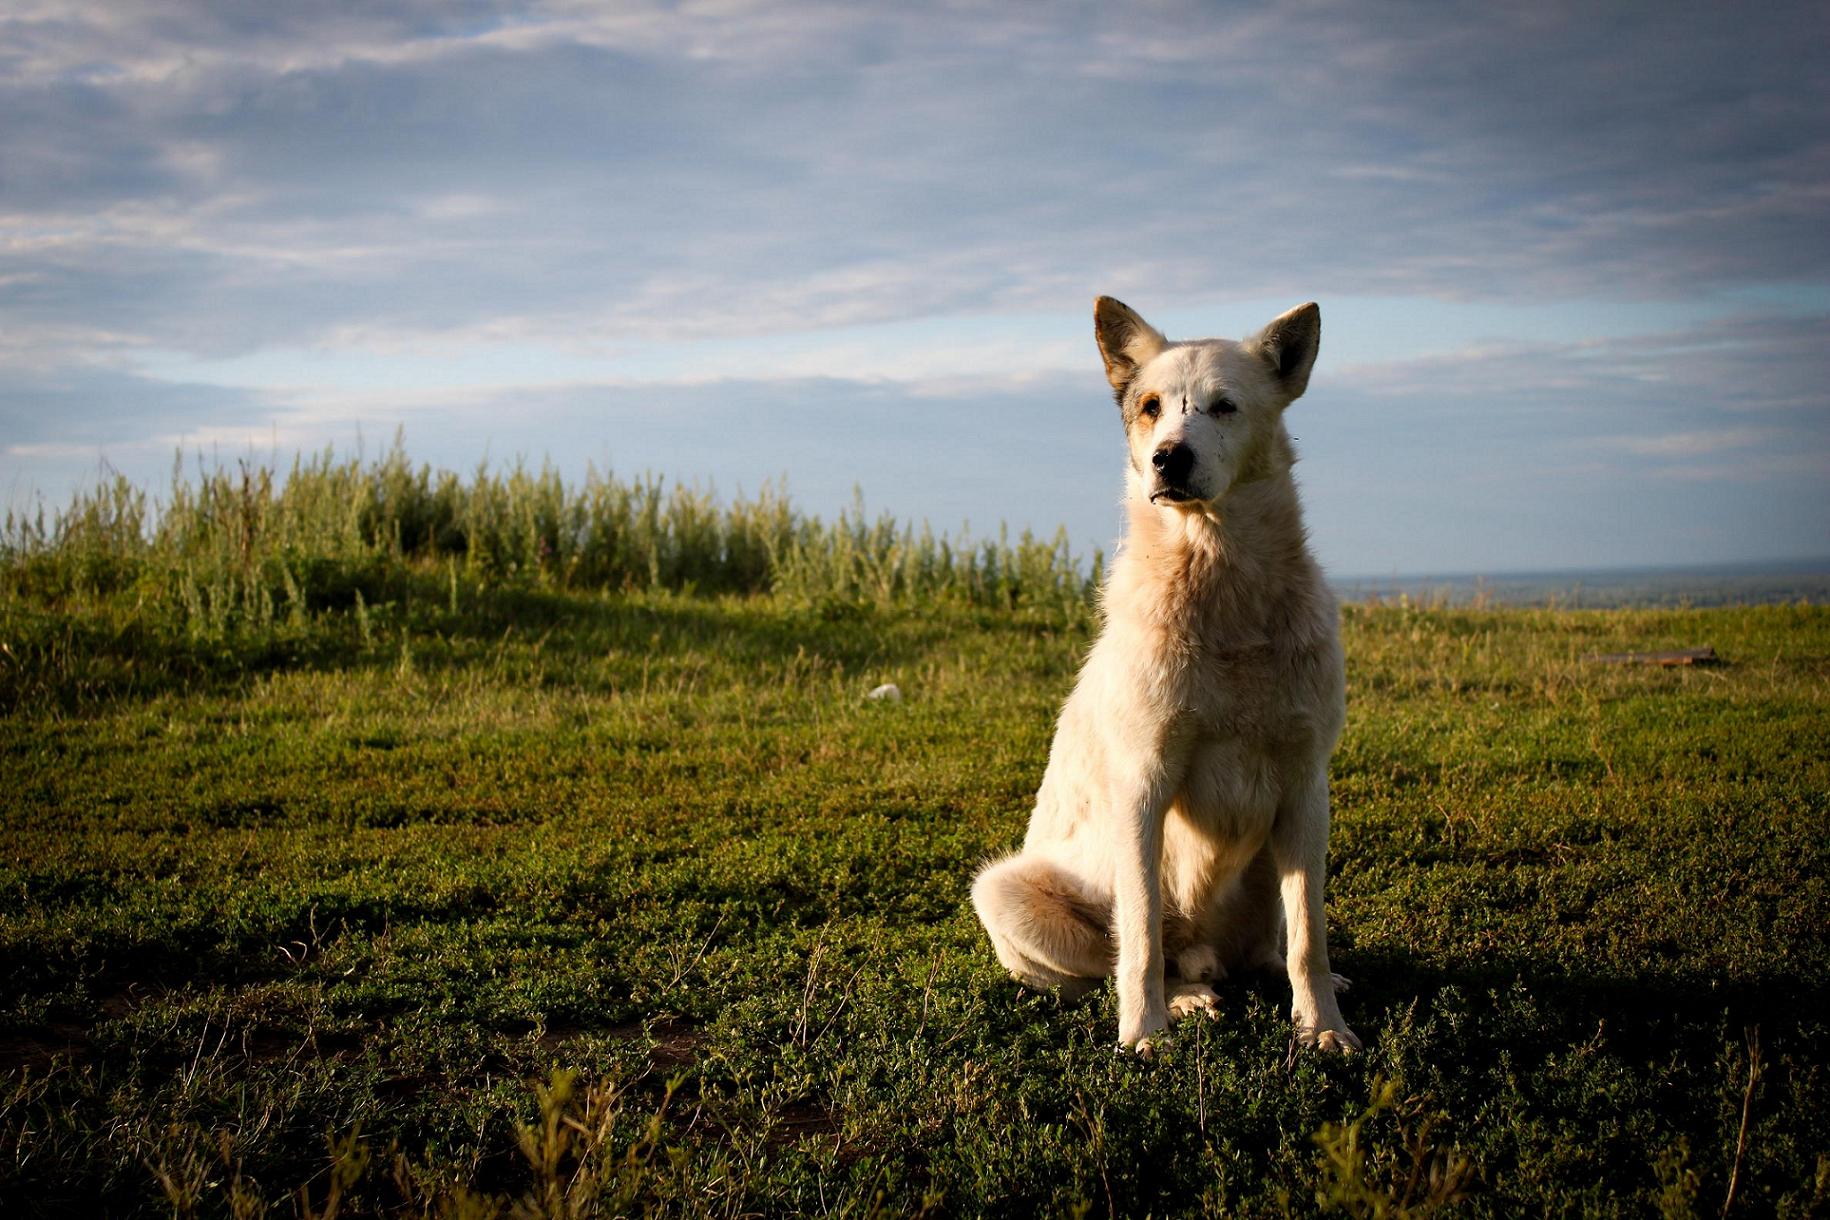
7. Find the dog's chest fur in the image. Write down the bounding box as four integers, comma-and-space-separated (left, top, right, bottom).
1112, 490, 1344, 837
1169, 607, 1336, 831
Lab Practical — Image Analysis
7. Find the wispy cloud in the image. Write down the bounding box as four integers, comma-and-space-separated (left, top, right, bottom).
3, 1, 1826, 361
1599, 428, 1780, 459
1335, 313, 1830, 419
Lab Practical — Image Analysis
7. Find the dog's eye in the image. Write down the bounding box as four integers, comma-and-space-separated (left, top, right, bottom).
1211, 398, 1237, 416
1139, 396, 1161, 419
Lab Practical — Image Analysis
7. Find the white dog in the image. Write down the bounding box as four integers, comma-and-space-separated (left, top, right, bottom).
971, 296, 1359, 1056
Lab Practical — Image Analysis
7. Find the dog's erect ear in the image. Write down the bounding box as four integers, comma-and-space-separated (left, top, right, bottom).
1094, 296, 1168, 396
1252, 302, 1321, 402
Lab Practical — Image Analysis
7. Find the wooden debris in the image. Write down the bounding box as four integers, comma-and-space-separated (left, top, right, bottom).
1581, 646, 1720, 666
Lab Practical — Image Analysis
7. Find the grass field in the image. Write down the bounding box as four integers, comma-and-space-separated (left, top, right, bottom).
2, 457, 1827, 1216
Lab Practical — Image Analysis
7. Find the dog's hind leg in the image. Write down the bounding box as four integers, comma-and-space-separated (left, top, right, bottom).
970, 855, 1111, 997
1167, 981, 1221, 1021
1211, 844, 1285, 978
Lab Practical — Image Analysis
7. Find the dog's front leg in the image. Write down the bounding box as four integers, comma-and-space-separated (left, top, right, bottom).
1272, 771, 1361, 1054
1111, 771, 1172, 1055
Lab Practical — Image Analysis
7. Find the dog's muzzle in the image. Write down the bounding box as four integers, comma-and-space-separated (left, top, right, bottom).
1150, 442, 1197, 503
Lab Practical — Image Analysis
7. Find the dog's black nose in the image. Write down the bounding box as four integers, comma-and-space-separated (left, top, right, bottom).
1152, 442, 1194, 484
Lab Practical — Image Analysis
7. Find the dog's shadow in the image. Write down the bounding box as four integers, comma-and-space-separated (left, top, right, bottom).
1047, 946, 1821, 1056
1330, 946, 1814, 1055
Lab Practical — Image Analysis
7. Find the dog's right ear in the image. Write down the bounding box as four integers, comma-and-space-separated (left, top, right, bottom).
1094, 296, 1168, 397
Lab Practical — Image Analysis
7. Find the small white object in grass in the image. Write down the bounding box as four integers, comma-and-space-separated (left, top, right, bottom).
866, 683, 901, 702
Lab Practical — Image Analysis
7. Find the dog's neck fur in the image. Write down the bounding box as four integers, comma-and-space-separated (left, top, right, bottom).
1109, 459, 1321, 649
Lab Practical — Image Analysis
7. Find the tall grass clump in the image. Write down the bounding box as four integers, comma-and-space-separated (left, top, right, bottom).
771, 495, 1097, 619
0, 470, 149, 604
1, 441, 1098, 645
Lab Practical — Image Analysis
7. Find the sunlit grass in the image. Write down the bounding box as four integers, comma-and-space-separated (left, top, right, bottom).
1, 458, 1825, 1216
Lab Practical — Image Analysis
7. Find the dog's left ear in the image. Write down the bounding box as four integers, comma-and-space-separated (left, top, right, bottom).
1252, 302, 1321, 402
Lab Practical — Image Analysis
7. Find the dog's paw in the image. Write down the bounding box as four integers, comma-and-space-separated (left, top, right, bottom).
1115, 1033, 1172, 1060
1167, 982, 1221, 1022
1295, 1021, 1363, 1054
1116, 1008, 1171, 1058
1330, 972, 1352, 993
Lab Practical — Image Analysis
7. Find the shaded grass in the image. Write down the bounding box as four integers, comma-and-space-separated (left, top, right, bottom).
1, 466, 1827, 1215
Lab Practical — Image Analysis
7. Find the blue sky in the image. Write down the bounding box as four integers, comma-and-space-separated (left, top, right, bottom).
2, 1, 1826, 575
